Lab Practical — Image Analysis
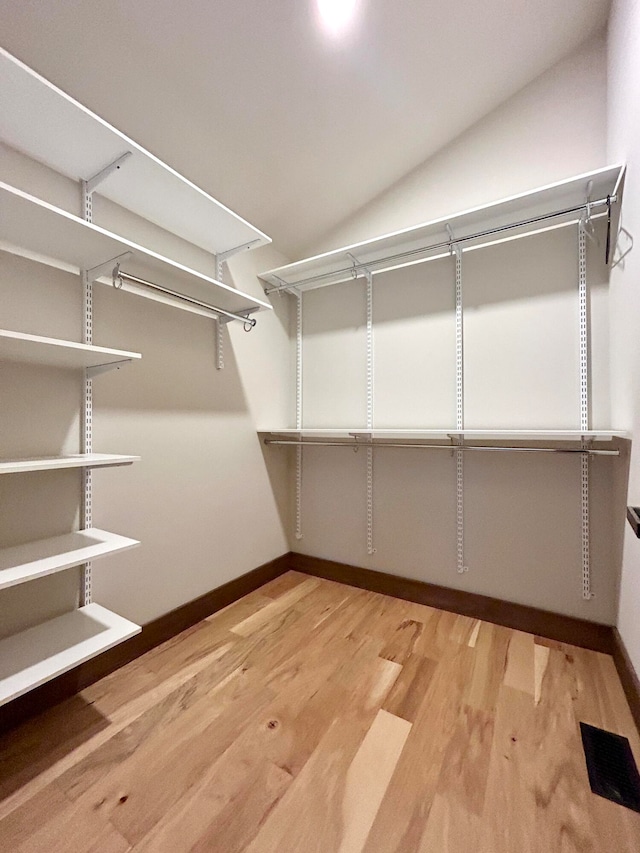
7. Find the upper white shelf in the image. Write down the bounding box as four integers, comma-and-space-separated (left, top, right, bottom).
0, 602, 140, 706
0, 182, 272, 317
0, 528, 139, 591
259, 165, 625, 292
0, 453, 139, 475
259, 429, 629, 442
0, 328, 140, 371
0, 47, 270, 257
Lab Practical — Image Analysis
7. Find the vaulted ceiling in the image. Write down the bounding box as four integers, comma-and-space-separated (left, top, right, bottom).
0, 0, 610, 258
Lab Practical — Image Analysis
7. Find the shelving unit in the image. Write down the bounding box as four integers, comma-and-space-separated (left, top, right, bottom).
0, 328, 140, 371
0, 454, 139, 475
0, 603, 141, 706
259, 165, 625, 292
0, 44, 276, 708
0, 183, 272, 320
0, 46, 270, 258
0, 529, 139, 591
260, 429, 628, 442
259, 164, 628, 598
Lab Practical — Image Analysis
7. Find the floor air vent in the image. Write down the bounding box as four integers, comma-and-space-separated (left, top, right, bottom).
580, 722, 640, 813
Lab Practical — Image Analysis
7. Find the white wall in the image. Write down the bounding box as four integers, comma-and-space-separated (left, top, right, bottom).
276, 35, 625, 623
608, 0, 640, 672
0, 142, 291, 635
308, 35, 608, 256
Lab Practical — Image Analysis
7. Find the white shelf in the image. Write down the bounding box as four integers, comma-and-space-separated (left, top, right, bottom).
0, 453, 139, 474
0, 47, 270, 257
0, 182, 272, 318
259, 429, 629, 442
0, 528, 139, 591
0, 603, 141, 706
0, 328, 140, 371
259, 165, 625, 291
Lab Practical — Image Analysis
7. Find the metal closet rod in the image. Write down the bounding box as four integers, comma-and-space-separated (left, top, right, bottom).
265, 194, 615, 294
263, 439, 619, 457
113, 267, 257, 327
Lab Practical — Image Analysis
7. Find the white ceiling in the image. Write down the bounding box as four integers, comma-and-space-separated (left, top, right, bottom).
0, 0, 610, 258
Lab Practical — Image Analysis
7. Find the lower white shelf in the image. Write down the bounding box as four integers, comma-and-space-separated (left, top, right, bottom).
0, 453, 140, 474
0, 603, 141, 706
0, 528, 140, 591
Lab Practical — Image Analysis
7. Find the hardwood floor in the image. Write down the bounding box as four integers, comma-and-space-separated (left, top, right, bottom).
1, 571, 640, 852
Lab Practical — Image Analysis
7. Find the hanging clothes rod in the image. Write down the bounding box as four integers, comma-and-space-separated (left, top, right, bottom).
264, 194, 615, 294
112, 264, 257, 327
263, 439, 619, 457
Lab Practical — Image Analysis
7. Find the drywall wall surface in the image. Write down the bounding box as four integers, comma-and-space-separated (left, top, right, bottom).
307, 36, 608, 257
286, 223, 619, 623
608, 0, 640, 673
0, 145, 290, 630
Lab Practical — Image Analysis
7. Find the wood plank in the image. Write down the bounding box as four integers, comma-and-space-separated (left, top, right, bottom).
363, 644, 475, 853
479, 686, 536, 853
382, 654, 437, 723
503, 630, 535, 695
337, 710, 412, 853
230, 577, 321, 636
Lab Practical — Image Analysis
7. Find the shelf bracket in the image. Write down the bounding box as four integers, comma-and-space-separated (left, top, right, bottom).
86, 359, 134, 379
216, 239, 261, 265
81, 152, 133, 222
86, 252, 132, 284
85, 151, 133, 194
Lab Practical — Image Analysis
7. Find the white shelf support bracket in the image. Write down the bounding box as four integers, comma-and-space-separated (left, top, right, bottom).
448, 225, 468, 574
364, 268, 376, 555
295, 289, 304, 541
578, 219, 592, 600
215, 255, 225, 370
86, 252, 132, 284
85, 151, 133, 194
81, 268, 93, 606
81, 152, 132, 222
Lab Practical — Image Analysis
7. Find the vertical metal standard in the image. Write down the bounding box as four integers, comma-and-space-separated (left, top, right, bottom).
295, 290, 304, 540
81, 267, 93, 606
454, 243, 467, 574
215, 255, 225, 370
365, 271, 376, 555
579, 221, 591, 600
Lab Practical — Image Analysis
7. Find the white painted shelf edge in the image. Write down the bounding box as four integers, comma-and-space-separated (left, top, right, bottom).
259, 164, 625, 290
0, 454, 140, 474
0, 328, 141, 370
0, 182, 272, 315
258, 429, 630, 442
0, 603, 141, 706
0, 528, 140, 591
0, 46, 271, 257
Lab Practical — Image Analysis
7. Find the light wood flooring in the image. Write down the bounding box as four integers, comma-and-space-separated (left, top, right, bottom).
1, 571, 640, 852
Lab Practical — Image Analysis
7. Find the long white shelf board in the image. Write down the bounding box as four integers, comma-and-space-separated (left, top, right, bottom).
259, 165, 625, 291
0, 453, 139, 474
260, 429, 629, 442
0, 328, 141, 370
0, 528, 140, 591
0, 47, 270, 257
0, 603, 141, 706
0, 183, 272, 316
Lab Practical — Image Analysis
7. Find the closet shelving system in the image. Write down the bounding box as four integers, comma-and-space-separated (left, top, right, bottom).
259, 164, 627, 598
0, 47, 271, 706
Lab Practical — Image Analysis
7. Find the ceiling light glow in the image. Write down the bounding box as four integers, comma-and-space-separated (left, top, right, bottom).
316, 0, 359, 37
